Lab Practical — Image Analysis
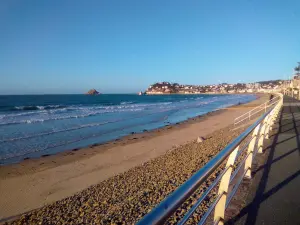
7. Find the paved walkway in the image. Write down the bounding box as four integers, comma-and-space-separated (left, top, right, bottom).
228, 96, 300, 225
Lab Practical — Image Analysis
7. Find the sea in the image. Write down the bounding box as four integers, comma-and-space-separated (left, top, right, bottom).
0, 94, 256, 165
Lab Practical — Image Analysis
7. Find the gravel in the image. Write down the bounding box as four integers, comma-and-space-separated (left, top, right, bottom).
8, 125, 245, 225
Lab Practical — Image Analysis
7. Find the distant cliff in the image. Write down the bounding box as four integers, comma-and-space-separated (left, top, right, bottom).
86, 89, 100, 95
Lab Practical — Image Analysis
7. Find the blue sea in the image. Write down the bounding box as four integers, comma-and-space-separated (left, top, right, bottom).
0, 94, 256, 165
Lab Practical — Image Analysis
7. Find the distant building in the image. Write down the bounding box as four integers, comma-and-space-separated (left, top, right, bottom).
246, 83, 260, 89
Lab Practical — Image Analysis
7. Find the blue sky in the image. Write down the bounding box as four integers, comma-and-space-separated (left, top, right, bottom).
0, 0, 299, 94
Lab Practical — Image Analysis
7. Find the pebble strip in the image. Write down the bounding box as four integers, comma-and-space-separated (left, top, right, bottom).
8, 125, 244, 225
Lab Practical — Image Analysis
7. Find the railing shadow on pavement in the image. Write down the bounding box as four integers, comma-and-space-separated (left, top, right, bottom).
137, 95, 283, 225
226, 97, 300, 225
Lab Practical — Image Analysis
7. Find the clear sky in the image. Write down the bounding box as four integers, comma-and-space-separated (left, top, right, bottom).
0, 0, 299, 94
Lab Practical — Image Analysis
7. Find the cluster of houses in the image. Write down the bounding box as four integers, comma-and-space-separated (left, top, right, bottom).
282, 63, 300, 97
145, 81, 283, 95
143, 63, 300, 96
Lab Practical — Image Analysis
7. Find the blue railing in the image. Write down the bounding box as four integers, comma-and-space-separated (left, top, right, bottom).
137, 96, 282, 225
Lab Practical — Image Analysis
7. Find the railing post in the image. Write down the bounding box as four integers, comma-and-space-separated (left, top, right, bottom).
265, 102, 267, 112
214, 146, 239, 225
244, 124, 261, 178
257, 116, 268, 153
265, 110, 275, 139
270, 99, 282, 131
269, 110, 276, 132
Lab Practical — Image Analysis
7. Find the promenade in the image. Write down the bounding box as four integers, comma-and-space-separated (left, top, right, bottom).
229, 95, 300, 225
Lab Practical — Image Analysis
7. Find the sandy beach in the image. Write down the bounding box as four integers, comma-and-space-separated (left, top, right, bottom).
0, 94, 270, 223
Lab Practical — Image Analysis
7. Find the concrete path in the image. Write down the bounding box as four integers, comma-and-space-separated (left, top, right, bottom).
227, 96, 300, 225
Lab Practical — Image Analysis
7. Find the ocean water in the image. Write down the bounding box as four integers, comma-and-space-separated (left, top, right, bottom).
0, 94, 256, 164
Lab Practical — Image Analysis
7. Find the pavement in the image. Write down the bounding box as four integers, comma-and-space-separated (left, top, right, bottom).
227, 96, 300, 225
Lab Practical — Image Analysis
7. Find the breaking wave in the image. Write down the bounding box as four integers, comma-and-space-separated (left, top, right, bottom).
0, 94, 257, 164
13, 105, 65, 111
0, 102, 173, 126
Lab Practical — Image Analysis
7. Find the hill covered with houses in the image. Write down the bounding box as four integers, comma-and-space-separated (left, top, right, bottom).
145, 80, 283, 95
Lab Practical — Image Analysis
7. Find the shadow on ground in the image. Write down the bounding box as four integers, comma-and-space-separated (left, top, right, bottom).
226, 96, 300, 225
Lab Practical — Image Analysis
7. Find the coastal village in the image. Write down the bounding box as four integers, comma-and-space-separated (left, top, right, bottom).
88, 80, 284, 95
86, 65, 300, 96
144, 80, 283, 95
88, 62, 299, 96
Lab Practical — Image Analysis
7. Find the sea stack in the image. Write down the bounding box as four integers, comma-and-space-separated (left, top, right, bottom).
86, 89, 100, 95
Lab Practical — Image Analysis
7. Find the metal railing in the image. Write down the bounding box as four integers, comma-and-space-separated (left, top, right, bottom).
137, 94, 283, 225
234, 95, 281, 127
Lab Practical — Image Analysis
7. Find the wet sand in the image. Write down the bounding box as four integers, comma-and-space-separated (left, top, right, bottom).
0, 94, 270, 222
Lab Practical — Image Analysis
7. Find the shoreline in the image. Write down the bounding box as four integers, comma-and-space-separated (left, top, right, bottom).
0, 93, 261, 175
0, 107, 228, 178
0, 93, 269, 221
0, 93, 256, 166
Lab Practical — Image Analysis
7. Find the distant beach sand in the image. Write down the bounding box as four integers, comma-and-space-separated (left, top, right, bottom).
0, 94, 270, 222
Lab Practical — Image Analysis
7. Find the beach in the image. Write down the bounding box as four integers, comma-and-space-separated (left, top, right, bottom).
0, 94, 257, 165
0, 94, 270, 223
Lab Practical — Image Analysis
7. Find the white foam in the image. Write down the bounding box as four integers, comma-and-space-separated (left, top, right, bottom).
0, 94, 258, 161
0, 96, 254, 127
120, 101, 134, 105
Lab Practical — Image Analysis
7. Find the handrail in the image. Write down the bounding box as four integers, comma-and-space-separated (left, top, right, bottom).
234, 95, 280, 121
137, 97, 282, 225
234, 99, 280, 127
198, 191, 225, 225
234, 95, 280, 127
177, 166, 231, 225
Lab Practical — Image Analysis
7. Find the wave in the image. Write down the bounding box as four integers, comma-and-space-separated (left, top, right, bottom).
0, 107, 173, 143
0, 99, 216, 139
0, 108, 144, 126
0, 95, 253, 127
0, 121, 110, 143
0, 109, 174, 161
0, 94, 257, 161
120, 101, 134, 105
0, 102, 174, 126
13, 105, 65, 111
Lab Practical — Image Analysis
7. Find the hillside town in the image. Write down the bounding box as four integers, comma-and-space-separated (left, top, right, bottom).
144, 80, 284, 95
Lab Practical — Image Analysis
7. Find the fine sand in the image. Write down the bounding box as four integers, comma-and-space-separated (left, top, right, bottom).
0, 94, 270, 222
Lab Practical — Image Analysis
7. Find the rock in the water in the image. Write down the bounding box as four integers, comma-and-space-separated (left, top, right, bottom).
197, 137, 205, 143
86, 89, 100, 95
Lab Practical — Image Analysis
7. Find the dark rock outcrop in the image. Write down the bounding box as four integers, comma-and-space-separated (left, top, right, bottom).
86, 89, 100, 95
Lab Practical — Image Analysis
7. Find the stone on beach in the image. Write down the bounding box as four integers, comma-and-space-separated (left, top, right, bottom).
197, 136, 205, 143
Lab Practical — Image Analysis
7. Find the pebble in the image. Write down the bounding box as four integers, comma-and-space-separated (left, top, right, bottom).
7, 125, 244, 225
197, 136, 205, 143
